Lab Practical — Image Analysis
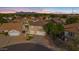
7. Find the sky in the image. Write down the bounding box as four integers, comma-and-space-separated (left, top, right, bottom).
0, 7, 79, 13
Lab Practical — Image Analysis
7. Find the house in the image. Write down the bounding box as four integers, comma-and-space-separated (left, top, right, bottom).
0, 22, 22, 36
64, 23, 79, 33
51, 17, 64, 24
63, 23, 79, 40
55, 23, 79, 41
0, 23, 22, 32
21, 17, 46, 36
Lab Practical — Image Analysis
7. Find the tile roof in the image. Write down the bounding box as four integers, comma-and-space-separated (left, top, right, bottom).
64, 23, 79, 33
0, 22, 22, 31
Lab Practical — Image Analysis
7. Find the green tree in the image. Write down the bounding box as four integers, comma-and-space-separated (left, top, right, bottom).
44, 22, 64, 38
66, 17, 78, 24
0, 17, 8, 25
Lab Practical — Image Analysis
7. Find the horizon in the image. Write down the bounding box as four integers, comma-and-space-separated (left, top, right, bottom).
0, 7, 79, 14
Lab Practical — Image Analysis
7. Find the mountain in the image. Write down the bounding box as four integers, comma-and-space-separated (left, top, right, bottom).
16, 11, 37, 14
0, 9, 77, 14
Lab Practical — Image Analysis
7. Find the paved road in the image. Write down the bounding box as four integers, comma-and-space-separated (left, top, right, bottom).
0, 34, 62, 51
0, 43, 52, 51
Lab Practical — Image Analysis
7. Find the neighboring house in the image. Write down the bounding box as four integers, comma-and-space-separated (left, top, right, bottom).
64, 23, 79, 33
64, 23, 79, 40
2, 17, 13, 22
56, 23, 79, 41
51, 17, 64, 24
61, 18, 66, 24
0, 22, 22, 36
0, 23, 22, 32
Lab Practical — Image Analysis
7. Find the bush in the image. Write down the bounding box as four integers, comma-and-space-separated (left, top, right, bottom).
66, 17, 78, 24
0, 32, 8, 36
26, 34, 33, 40
44, 22, 64, 37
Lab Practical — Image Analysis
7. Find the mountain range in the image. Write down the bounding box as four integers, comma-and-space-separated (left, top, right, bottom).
0, 9, 76, 14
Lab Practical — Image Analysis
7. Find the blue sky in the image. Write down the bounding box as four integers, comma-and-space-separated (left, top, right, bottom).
0, 7, 79, 13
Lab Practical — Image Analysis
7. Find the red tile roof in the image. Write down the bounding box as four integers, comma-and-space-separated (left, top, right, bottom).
0, 23, 22, 31
64, 23, 79, 32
